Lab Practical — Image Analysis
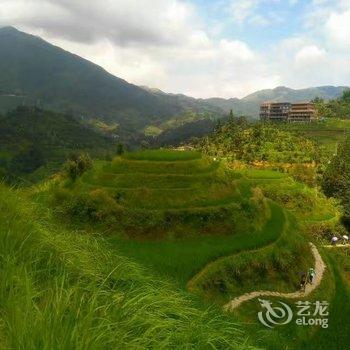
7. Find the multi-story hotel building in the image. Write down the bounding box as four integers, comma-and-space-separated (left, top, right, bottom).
260, 102, 317, 122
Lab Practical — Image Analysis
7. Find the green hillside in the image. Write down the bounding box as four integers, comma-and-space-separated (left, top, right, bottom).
0, 183, 252, 349
45, 150, 271, 239
41, 150, 320, 297
1, 149, 348, 349
0, 106, 114, 182
0, 27, 223, 132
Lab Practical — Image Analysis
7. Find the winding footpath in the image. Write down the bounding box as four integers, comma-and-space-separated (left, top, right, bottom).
323, 243, 350, 248
224, 242, 326, 312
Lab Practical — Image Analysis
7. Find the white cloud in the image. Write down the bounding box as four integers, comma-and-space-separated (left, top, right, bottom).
0, 0, 201, 47
228, 0, 258, 24
1, 0, 350, 99
294, 45, 326, 65
228, 0, 284, 26
325, 10, 350, 49
0, 0, 283, 98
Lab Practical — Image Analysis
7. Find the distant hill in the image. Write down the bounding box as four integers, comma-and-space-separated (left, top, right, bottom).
202, 86, 348, 118
242, 85, 348, 103
155, 118, 221, 146
0, 26, 223, 131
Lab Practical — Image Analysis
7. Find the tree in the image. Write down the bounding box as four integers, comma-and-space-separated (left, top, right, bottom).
322, 136, 350, 229
116, 143, 124, 155
229, 109, 234, 119
341, 89, 350, 103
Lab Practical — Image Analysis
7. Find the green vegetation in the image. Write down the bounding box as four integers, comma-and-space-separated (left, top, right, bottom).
0, 146, 347, 350
87, 118, 119, 134
63, 153, 93, 181
1, 25, 350, 350
144, 125, 163, 137
0, 106, 114, 182
233, 248, 350, 350
301, 251, 350, 350
230, 249, 335, 350
46, 150, 271, 239
109, 201, 284, 287
322, 135, 350, 229
279, 118, 350, 162
188, 212, 312, 303
314, 90, 350, 120
1, 144, 348, 349
122, 149, 201, 161
201, 118, 318, 164
0, 183, 252, 349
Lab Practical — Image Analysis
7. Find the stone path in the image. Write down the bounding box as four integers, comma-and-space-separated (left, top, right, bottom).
224, 243, 326, 312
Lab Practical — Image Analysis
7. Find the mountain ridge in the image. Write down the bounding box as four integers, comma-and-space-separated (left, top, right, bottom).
0, 26, 348, 126
140, 84, 348, 117
0, 26, 223, 129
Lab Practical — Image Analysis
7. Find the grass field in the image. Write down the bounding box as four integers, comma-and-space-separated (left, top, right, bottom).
302, 252, 350, 349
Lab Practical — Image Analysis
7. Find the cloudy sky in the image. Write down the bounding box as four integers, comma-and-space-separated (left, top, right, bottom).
1, 0, 350, 98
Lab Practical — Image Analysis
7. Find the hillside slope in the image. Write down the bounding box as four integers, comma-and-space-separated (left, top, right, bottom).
0, 106, 114, 181
0, 183, 252, 349
0, 26, 223, 129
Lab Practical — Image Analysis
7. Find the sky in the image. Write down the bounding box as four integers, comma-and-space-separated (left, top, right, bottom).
0, 0, 350, 98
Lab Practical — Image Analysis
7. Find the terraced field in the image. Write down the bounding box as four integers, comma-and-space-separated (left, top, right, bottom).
59, 150, 270, 239
80, 152, 238, 209
47, 151, 320, 295
109, 201, 285, 287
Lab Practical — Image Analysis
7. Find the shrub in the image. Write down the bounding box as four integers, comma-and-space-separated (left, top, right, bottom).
52, 188, 121, 226
63, 153, 93, 181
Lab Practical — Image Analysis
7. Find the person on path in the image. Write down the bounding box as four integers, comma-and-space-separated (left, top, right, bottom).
300, 272, 307, 292
342, 235, 349, 245
308, 267, 316, 284
331, 236, 338, 246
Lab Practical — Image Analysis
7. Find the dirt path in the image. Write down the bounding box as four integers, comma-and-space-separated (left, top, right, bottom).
224, 243, 326, 312
323, 244, 350, 248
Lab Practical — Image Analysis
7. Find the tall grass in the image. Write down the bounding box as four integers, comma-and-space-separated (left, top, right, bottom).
248, 250, 349, 350
301, 251, 350, 350
0, 184, 252, 349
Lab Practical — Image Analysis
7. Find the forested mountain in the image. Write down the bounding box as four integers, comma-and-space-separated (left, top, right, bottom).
0, 106, 114, 181
0, 26, 223, 130
202, 86, 348, 117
